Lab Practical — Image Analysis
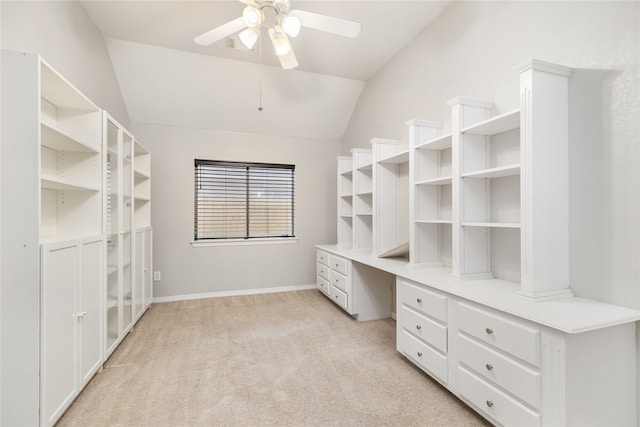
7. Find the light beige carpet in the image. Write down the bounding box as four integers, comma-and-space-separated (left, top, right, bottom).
57, 290, 489, 426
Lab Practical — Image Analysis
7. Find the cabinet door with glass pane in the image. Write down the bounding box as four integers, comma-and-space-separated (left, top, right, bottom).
103, 113, 135, 358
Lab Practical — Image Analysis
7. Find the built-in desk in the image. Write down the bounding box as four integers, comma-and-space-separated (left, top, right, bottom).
316, 244, 640, 426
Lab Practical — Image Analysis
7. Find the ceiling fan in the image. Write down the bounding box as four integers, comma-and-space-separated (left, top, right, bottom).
194, 0, 362, 70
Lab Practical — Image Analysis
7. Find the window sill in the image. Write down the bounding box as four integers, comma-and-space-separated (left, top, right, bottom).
191, 237, 299, 247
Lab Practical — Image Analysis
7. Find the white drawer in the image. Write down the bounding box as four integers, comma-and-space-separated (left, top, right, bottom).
317, 250, 330, 267
457, 333, 541, 409
397, 278, 447, 322
398, 329, 448, 383
457, 366, 540, 427
317, 276, 329, 296
457, 302, 540, 367
317, 263, 329, 280
329, 270, 348, 292
398, 305, 447, 353
330, 285, 348, 310
330, 255, 348, 276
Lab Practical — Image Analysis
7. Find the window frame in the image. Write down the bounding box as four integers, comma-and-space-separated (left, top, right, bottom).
192, 159, 297, 246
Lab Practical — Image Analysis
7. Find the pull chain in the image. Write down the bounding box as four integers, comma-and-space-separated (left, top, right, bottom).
258, 35, 264, 112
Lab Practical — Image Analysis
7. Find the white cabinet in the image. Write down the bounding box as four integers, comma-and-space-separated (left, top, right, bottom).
328, 254, 351, 311
105, 113, 130, 356
133, 141, 152, 320
317, 249, 393, 321
393, 276, 637, 427
105, 116, 152, 357
316, 250, 331, 296
453, 300, 636, 426
135, 227, 153, 320
104, 113, 137, 357
40, 238, 103, 426
1, 50, 104, 426
396, 278, 448, 383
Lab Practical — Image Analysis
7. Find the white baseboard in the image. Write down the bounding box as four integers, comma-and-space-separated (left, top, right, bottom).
152, 284, 318, 304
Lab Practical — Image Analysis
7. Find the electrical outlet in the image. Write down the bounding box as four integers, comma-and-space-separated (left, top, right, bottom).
153, 271, 161, 281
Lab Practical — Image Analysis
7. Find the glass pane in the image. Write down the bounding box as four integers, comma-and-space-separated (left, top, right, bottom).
106, 233, 119, 350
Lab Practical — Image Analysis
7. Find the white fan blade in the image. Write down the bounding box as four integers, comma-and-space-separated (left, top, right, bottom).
194, 17, 247, 46
278, 48, 298, 70
293, 10, 361, 38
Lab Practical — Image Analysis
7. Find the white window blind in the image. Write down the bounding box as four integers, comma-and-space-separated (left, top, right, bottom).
194, 159, 295, 240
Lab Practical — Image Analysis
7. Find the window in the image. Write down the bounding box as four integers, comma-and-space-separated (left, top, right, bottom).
194, 159, 295, 241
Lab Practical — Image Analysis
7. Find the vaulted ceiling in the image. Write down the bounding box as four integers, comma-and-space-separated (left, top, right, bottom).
82, 1, 452, 140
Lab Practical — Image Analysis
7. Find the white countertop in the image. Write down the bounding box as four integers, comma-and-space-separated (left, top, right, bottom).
317, 244, 640, 334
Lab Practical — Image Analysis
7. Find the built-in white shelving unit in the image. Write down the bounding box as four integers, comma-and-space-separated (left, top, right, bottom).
318, 58, 639, 427
1, 50, 104, 427
104, 115, 152, 356
133, 140, 152, 321
371, 138, 410, 258
408, 120, 452, 268
352, 149, 373, 251
450, 99, 522, 283
337, 156, 353, 247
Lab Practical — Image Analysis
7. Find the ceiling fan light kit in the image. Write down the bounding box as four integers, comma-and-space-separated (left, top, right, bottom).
242, 6, 263, 28
194, 0, 362, 70
239, 27, 260, 50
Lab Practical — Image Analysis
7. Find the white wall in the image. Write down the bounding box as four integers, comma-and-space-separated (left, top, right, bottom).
341, 1, 640, 309
132, 122, 338, 299
0, 0, 130, 126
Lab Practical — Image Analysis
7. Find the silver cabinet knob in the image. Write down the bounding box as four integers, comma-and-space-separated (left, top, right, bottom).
485, 363, 493, 371
485, 327, 494, 335
416, 298, 422, 303
416, 325, 422, 330
486, 400, 494, 408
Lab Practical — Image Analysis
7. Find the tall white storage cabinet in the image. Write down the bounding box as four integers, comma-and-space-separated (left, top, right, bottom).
133, 141, 153, 320
1, 50, 104, 426
105, 115, 153, 358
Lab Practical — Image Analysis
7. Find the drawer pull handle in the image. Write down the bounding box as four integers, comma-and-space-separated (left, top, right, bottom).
416, 325, 422, 330
486, 400, 494, 408
416, 298, 422, 303
417, 352, 422, 358
485, 327, 494, 335
485, 363, 493, 371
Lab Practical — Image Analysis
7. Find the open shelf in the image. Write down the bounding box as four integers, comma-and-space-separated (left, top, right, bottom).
461, 109, 520, 136
416, 219, 453, 224
41, 176, 100, 192
41, 123, 99, 153
379, 149, 409, 164
462, 222, 521, 228
416, 176, 453, 186
415, 133, 453, 151
40, 60, 99, 112
462, 164, 520, 179
134, 169, 150, 180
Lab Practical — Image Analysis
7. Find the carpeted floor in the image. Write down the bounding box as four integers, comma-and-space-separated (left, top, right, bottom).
57, 289, 489, 426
